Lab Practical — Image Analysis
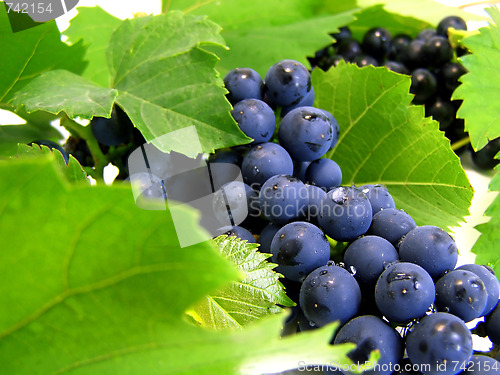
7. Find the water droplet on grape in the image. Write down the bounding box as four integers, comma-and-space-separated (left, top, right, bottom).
414, 280, 421, 290
349, 265, 357, 275
319, 270, 328, 276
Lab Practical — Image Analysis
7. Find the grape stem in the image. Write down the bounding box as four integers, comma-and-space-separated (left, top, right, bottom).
451, 136, 471, 151
59, 115, 107, 181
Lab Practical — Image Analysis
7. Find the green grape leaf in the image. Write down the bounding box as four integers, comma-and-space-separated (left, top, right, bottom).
16, 144, 88, 183
349, 5, 431, 40
108, 11, 250, 153
164, 0, 357, 76
0, 156, 356, 374
314, 63, 473, 228
0, 5, 86, 103
191, 235, 294, 330
63, 6, 122, 87
453, 7, 500, 152
357, 0, 487, 26
11, 70, 118, 119
0, 124, 60, 157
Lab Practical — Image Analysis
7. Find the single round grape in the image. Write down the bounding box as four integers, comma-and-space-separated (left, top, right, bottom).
264, 59, 312, 107
384, 61, 409, 75
208, 149, 243, 166
318, 186, 373, 242
410, 68, 437, 104
257, 222, 282, 254
401, 40, 427, 69
259, 175, 309, 224
353, 54, 379, 67
299, 264, 362, 327
486, 303, 500, 345
331, 26, 352, 43
306, 184, 327, 222
470, 137, 500, 170
435, 269, 488, 322
305, 159, 342, 191
437, 16, 468, 37
424, 36, 454, 67
425, 97, 456, 130
360, 184, 396, 214
375, 262, 435, 324
212, 181, 257, 226
398, 225, 458, 279
389, 34, 412, 60
343, 235, 399, 290
368, 208, 416, 248
293, 160, 311, 183
336, 38, 363, 61
278, 106, 334, 161
90, 106, 134, 146
271, 221, 330, 282
462, 355, 500, 374
224, 67, 264, 104
416, 28, 437, 42
241, 142, 294, 188
225, 225, 256, 243
231, 99, 276, 144
405, 312, 473, 375
333, 315, 403, 375
440, 62, 468, 92
456, 263, 500, 316
362, 27, 392, 61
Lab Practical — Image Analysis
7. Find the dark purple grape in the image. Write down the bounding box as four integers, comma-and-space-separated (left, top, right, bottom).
362, 27, 392, 61
336, 38, 363, 61
353, 54, 379, 67
410, 68, 437, 104
384, 61, 409, 75
401, 40, 427, 69
440, 62, 468, 92
437, 16, 468, 37
470, 137, 500, 170
416, 28, 437, 42
425, 97, 456, 130
389, 34, 412, 61
424, 36, 454, 67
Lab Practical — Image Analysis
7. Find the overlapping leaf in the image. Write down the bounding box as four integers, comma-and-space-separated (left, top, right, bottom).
163, 0, 357, 76
0, 156, 356, 374
314, 63, 472, 228
0, 5, 86, 103
453, 7, 500, 152
192, 235, 294, 330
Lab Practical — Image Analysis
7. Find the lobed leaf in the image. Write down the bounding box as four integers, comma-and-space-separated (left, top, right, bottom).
192, 235, 294, 330
314, 63, 473, 228
453, 7, 500, 151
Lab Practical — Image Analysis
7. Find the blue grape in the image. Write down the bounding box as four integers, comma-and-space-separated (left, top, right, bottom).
259, 175, 309, 224
375, 262, 435, 323
264, 59, 312, 107
225, 225, 256, 243
257, 222, 282, 254
318, 186, 373, 242
321, 110, 340, 151
305, 159, 342, 191
486, 303, 500, 345
456, 263, 500, 316
271, 221, 330, 282
368, 208, 416, 248
306, 184, 327, 222
279, 106, 334, 161
293, 160, 312, 183
299, 264, 361, 327
231, 99, 276, 144
405, 312, 473, 375
343, 235, 399, 290
435, 269, 488, 322
241, 142, 294, 188
90, 106, 134, 146
281, 87, 315, 117
399, 225, 458, 279
462, 355, 500, 374
212, 181, 257, 226
333, 315, 403, 375
224, 67, 264, 104
208, 149, 243, 166
360, 184, 395, 214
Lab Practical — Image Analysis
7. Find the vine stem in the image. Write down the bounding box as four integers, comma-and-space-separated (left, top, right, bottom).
59, 115, 108, 182
451, 136, 471, 151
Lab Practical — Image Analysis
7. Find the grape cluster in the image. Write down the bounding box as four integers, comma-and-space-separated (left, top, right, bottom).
308, 16, 500, 171
218, 59, 500, 375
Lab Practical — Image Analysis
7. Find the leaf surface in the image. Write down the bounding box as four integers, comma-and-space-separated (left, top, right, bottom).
453, 7, 500, 151
192, 236, 294, 330
314, 63, 473, 228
